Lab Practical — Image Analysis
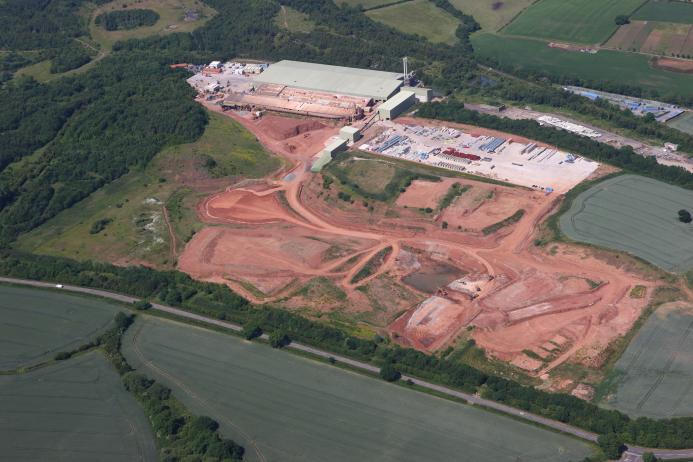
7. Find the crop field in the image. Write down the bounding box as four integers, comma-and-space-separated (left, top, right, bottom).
632, 0, 693, 24
502, 0, 645, 44
16, 111, 279, 268
123, 317, 595, 462
669, 111, 693, 136
448, 0, 535, 32
559, 175, 693, 272
0, 285, 121, 370
123, 318, 590, 462
601, 302, 693, 418
471, 33, 693, 98
366, 0, 461, 44
639, 22, 693, 56
0, 352, 157, 461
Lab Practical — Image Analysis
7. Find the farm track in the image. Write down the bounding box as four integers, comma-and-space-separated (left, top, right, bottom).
4, 276, 693, 461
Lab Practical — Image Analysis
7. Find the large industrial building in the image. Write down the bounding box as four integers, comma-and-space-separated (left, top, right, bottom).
252, 60, 403, 101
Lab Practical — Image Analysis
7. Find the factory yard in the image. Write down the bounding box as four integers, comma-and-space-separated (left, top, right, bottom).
358, 119, 599, 193
123, 316, 595, 462
560, 175, 693, 272
602, 301, 693, 419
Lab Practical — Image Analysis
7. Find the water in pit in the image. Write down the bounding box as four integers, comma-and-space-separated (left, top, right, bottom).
402, 263, 465, 294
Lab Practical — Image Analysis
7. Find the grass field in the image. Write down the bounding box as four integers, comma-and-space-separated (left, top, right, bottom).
601, 302, 693, 418
448, 0, 535, 32
275, 6, 316, 33
86, 0, 216, 52
0, 285, 122, 370
122, 316, 595, 462
668, 111, 693, 136
502, 0, 645, 44
366, 0, 460, 44
325, 153, 440, 203
472, 33, 693, 98
345, 159, 397, 194
0, 352, 157, 461
334, 0, 402, 9
559, 175, 693, 272
632, 0, 693, 24
16, 111, 279, 267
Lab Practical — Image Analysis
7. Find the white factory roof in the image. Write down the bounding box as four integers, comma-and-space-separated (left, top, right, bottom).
253, 60, 403, 100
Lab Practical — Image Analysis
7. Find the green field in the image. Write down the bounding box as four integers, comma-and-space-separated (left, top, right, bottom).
275, 6, 316, 32
632, 0, 693, 24
448, 0, 535, 32
366, 0, 460, 44
0, 352, 157, 461
334, 0, 395, 9
559, 175, 693, 272
601, 302, 693, 418
16, 111, 280, 267
122, 316, 595, 462
0, 285, 122, 370
472, 33, 693, 98
502, 0, 644, 43
669, 111, 693, 137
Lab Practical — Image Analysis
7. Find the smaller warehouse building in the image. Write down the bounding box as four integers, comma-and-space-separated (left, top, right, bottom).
378, 91, 416, 120
311, 138, 348, 172
339, 126, 361, 143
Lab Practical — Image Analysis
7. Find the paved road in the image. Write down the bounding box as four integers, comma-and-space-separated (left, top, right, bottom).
4, 276, 693, 461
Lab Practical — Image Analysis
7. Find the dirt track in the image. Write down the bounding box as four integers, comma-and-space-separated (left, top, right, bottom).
177, 109, 657, 384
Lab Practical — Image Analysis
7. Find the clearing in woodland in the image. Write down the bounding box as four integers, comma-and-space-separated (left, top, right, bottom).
601, 302, 693, 418
366, 0, 461, 44
560, 175, 693, 272
123, 316, 595, 462
448, 0, 536, 32
0, 284, 121, 370
502, 0, 645, 44
0, 351, 157, 461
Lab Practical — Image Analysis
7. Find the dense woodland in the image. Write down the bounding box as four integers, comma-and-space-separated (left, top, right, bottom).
95, 9, 160, 31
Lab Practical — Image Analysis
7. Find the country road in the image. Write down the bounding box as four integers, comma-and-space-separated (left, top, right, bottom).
3, 276, 693, 461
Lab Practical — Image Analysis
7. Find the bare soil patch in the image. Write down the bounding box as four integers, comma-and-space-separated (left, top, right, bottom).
652, 56, 693, 73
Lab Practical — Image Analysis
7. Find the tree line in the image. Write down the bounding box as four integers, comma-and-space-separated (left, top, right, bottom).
480, 78, 693, 154
3, 249, 693, 451
104, 312, 245, 461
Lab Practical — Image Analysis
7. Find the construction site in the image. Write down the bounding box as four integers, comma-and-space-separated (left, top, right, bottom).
173, 58, 664, 395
